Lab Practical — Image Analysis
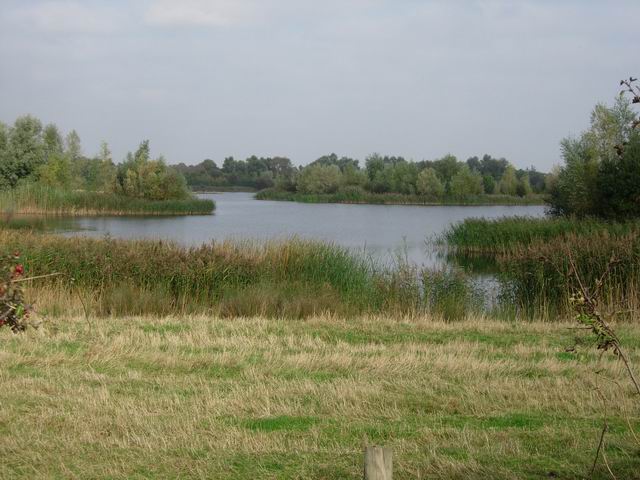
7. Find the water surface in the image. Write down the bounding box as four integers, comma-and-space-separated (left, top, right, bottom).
37, 192, 546, 266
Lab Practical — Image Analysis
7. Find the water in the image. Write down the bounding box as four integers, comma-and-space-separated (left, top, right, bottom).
25, 192, 547, 266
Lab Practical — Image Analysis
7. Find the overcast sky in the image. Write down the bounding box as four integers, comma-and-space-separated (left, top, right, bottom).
0, 0, 636, 170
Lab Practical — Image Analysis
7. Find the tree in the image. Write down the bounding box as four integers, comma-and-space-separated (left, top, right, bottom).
432, 154, 459, 187
2, 115, 45, 188
516, 173, 533, 197
297, 164, 342, 194
450, 165, 484, 198
596, 131, 640, 219
65, 130, 82, 161
549, 95, 637, 217
416, 168, 444, 198
499, 165, 519, 196
43, 124, 64, 160
37, 152, 73, 189
115, 140, 190, 200
482, 175, 496, 194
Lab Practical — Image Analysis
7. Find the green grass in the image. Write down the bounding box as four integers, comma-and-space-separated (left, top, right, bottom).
0, 184, 215, 216
1, 314, 638, 479
0, 226, 493, 320
442, 216, 639, 253
441, 217, 640, 319
256, 188, 547, 206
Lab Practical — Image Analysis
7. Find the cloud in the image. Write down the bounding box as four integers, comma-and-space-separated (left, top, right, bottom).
14, 1, 123, 34
145, 0, 259, 27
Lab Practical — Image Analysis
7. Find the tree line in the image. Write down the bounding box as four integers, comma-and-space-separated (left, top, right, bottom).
176, 152, 548, 200
0, 116, 191, 201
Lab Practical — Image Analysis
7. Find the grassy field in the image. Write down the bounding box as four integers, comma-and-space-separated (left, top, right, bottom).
256, 189, 547, 206
1, 314, 639, 479
0, 184, 215, 216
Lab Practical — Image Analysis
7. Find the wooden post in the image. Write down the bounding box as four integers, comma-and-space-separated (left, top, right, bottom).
364, 446, 392, 480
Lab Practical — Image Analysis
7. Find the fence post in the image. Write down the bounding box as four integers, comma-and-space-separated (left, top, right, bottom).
364, 446, 392, 480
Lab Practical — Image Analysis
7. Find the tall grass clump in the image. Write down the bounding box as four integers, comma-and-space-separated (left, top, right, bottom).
256, 189, 547, 206
442, 216, 640, 253
0, 228, 493, 319
499, 232, 640, 319
0, 184, 214, 216
0, 230, 390, 317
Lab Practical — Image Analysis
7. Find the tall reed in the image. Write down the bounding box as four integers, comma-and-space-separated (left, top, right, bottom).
0, 184, 215, 216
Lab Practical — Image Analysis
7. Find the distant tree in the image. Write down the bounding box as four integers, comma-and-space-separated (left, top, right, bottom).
65, 130, 82, 162
416, 168, 445, 198
499, 165, 519, 196
432, 154, 459, 187
516, 173, 533, 197
297, 164, 342, 194
115, 140, 189, 200
482, 175, 497, 194
42, 124, 64, 160
37, 152, 73, 189
2, 115, 45, 187
450, 165, 484, 198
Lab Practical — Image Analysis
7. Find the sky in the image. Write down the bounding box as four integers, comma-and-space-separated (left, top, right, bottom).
0, 0, 637, 170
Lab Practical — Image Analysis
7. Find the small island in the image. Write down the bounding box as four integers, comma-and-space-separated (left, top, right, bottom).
175, 153, 550, 206
0, 118, 214, 216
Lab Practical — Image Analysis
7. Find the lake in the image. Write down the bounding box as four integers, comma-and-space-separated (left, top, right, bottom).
37, 192, 546, 266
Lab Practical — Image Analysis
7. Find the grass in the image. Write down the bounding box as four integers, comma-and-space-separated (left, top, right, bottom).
256, 189, 547, 206
0, 184, 215, 216
441, 217, 640, 319
442, 216, 639, 253
1, 314, 639, 479
0, 229, 488, 320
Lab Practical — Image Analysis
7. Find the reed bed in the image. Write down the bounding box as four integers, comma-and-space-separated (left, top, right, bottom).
256, 189, 547, 206
0, 228, 491, 319
0, 184, 215, 216
442, 216, 639, 253
441, 217, 640, 319
499, 232, 640, 319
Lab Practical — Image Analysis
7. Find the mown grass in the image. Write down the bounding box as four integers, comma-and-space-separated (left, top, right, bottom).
256, 189, 547, 206
1, 314, 638, 479
0, 184, 215, 216
0, 229, 489, 320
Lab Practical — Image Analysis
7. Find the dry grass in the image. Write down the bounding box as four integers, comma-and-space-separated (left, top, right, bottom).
1, 314, 639, 479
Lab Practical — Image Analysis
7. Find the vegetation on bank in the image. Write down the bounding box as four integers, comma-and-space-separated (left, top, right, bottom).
548, 87, 640, 219
442, 217, 640, 318
443, 216, 639, 253
0, 183, 215, 215
256, 188, 546, 206
0, 184, 214, 216
0, 229, 485, 320
174, 153, 549, 204
0, 116, 211, 215
253, 152, 548, 205
1, 314, 639, 479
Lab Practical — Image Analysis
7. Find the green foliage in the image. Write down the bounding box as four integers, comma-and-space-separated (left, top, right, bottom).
416, 168, 444, 198
443, 217, 639, 252
549, 96, 640, 219
114, 141, 190, 201
450, 165, 484, 199
499, 165, 518, 195
0, 115, 45, 188
0, 184, 214, 215
297, 164, 342, 194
